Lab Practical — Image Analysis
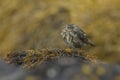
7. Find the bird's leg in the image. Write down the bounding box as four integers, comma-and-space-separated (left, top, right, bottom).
70, 47, 78, 52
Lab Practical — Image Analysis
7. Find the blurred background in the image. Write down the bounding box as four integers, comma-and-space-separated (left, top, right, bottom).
0, 0, 120, 64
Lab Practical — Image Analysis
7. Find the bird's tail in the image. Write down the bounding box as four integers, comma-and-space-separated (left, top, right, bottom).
87, 40, 95, 47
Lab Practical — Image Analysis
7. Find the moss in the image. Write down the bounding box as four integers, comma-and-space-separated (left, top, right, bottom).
5, 48, 96, 69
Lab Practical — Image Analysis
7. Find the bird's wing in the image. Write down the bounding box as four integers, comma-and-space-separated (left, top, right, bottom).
74, 27, 87, 40
74, 27, 95, 46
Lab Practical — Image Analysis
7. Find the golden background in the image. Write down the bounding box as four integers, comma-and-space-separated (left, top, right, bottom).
0, 0, 120, 63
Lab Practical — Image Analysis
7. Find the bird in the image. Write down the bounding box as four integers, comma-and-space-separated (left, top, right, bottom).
61, 24, 95, 50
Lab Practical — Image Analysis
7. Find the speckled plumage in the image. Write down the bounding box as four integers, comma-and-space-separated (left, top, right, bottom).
61, 24, 94, 49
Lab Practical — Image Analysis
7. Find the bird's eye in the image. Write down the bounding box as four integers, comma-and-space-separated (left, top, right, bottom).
67, 26, 73, 29
68, 26, 71, 28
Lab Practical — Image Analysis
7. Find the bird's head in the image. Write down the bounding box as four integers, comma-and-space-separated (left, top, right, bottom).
65, 24, 75, 31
